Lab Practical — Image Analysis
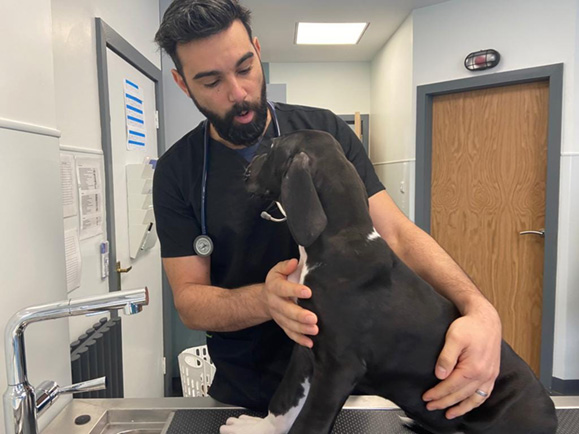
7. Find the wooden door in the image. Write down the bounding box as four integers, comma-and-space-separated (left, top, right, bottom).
431, 81, 549, 375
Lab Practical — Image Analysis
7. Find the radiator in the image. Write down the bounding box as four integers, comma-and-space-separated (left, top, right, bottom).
70, 317, 124, 398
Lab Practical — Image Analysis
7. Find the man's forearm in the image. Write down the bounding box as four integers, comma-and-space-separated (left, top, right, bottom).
174, 283, 271, 331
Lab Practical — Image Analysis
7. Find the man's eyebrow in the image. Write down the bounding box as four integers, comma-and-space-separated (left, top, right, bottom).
236, 52, 254, 68
193, 52, 255, 80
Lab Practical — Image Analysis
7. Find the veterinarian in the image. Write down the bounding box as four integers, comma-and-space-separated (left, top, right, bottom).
153, 0, 502, 419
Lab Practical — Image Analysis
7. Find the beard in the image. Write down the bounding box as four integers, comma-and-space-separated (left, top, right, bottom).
190, 78, 268, 147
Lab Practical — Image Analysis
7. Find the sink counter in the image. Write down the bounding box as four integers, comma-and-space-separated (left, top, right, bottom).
41, 395, 397, 434
42, 396, 579, 434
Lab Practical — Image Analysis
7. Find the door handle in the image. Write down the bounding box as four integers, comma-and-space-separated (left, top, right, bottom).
519, 228, 545, 237
116, 261, 133, 274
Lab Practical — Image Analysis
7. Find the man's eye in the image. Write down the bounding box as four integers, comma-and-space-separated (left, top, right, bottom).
204, 80, 220, 88
238, 67, 251, 75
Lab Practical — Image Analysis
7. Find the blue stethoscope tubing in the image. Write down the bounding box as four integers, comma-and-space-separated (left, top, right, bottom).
194, 100, 281, 257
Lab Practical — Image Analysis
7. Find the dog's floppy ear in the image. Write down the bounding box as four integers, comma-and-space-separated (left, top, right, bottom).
281, 152, 327, 247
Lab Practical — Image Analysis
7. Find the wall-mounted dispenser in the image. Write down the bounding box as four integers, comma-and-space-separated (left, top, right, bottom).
126, 160, 157, 259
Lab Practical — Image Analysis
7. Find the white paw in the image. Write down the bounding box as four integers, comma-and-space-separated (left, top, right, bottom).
399, 415, 415, 426
219, 413, 279, 434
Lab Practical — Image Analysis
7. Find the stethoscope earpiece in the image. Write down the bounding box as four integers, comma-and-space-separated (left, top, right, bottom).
260, 201, 287, 223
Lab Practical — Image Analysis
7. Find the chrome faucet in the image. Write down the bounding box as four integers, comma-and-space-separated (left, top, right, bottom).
3, 288, 149, 434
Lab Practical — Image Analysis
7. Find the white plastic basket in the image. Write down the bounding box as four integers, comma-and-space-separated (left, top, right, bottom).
178, 345, 216, 397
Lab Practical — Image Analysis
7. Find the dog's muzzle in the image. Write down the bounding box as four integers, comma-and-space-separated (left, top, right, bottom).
245, 153, 268, 194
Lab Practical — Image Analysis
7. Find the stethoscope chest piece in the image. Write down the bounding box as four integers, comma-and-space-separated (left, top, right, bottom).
194, 234, 214, 257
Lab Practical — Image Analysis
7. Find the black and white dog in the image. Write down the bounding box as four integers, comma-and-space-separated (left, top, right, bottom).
220, 130, 557, 434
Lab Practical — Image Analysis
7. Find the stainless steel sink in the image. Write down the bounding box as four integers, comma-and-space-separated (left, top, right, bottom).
103, 430, 162, 434
88, 409, 170, 434
41, 398, 218, 434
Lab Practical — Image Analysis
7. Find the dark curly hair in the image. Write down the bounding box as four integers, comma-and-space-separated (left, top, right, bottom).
155, 0, 253, 74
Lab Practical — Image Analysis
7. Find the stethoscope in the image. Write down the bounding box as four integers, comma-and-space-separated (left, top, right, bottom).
193, 100, 282, 257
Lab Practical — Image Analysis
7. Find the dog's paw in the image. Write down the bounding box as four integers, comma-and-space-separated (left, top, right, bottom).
219, 413, 280, 434
399, 415, 437, 434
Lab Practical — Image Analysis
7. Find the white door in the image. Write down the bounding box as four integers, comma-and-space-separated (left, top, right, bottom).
106, 48, 164, 397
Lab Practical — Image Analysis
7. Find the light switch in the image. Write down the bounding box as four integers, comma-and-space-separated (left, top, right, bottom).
100, 241, 109, 279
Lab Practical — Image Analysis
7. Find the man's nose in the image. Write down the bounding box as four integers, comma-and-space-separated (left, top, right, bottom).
227, 77, 247, 103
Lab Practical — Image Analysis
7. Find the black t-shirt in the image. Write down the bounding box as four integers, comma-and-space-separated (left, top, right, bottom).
153, 102, 385, 410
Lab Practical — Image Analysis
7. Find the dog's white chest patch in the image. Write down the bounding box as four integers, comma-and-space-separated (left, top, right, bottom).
219, 378, 311, 434
287, 245, 308, 285
367, 228, 381, 241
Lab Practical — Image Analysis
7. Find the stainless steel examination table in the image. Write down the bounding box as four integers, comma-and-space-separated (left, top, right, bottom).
42, 395, 579, 433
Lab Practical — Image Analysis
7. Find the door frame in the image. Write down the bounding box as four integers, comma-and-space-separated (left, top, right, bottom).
415, 64, 563, 390
95, 18, 173, 396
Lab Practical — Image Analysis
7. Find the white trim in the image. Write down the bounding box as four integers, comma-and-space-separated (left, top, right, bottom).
60, 145, 104, 155
562, 152, 579, 157
0, 117, 60, 138
373, 158, 416, 166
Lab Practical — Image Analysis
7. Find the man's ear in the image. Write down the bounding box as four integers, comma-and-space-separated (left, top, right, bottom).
281, 152, 327, 247
171, 69, 191, 97
253, 37, 261, 58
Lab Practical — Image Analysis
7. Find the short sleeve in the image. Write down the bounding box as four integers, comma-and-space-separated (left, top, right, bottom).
153, 156, 200, 257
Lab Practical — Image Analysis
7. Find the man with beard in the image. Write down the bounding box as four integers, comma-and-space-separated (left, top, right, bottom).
153, 0, 503, 420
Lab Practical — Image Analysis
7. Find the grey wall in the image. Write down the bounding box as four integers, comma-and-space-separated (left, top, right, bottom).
160, 0, 206, 153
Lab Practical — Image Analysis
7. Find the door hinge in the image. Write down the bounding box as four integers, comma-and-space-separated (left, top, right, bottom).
155, 110, 159, 129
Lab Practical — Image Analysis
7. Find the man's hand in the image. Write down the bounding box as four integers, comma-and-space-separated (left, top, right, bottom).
422, 304, 502, 419
263, 259, 319, 347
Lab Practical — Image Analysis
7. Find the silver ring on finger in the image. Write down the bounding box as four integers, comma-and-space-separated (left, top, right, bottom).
475, 389, 489, 398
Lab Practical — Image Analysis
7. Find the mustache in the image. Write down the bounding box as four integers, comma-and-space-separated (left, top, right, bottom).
228, 100, 258, 118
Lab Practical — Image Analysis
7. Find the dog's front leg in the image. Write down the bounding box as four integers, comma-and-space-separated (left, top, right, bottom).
288, 361, 363, 434
220, 345, 314, 434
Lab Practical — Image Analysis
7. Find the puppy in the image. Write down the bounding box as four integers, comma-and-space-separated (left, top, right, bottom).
220, 130, 557, 434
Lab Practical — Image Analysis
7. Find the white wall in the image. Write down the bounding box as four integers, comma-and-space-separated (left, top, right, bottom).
52, 0, 161, 154
269, 62, 371, 115
268, 61, 414, 213
51, 0, 161, 340
413, 0, 576, 152
0, 0, 70, 431
557, 0, 579, 382
370, 0, 579, 381
370, 15, 415, 217
0, 0, 57, 129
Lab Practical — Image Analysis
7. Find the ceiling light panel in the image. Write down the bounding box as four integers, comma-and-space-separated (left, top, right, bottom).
295, 22, 369, 45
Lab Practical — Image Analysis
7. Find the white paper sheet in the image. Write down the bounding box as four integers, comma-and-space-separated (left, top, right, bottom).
76, 156, 104, 240
60, 153, 78, 218
64, 228, 82, 292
